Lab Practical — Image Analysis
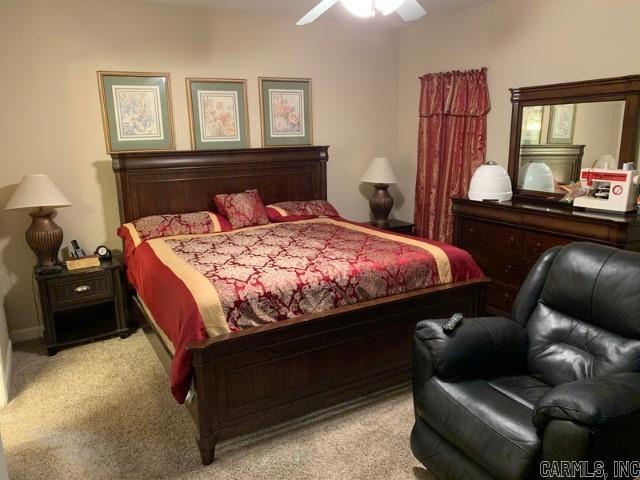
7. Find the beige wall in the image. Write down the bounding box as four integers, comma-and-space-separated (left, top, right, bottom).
0, 0, 399, 333
572, 101, 625, 169
396, 0, 640, 221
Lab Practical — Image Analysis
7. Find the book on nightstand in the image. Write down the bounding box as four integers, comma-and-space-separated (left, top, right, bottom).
65, 255, 101, 271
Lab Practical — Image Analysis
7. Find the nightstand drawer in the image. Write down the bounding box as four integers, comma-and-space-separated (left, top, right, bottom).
48, 271, 113, 310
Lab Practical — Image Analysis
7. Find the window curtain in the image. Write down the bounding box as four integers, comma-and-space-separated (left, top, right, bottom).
414, 68, 490, 243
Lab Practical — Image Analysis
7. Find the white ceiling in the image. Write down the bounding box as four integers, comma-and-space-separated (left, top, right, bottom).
144, 0, 490, 26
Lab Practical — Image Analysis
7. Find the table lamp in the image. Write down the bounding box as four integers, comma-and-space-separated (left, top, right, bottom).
360, 157, 399, 227
5, 174, 71, 274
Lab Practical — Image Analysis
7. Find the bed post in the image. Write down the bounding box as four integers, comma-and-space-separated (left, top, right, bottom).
191, 350, 219, 465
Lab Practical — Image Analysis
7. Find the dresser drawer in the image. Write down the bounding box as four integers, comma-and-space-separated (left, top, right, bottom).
472, 252, 524, 286
486, 281, 519, 314
458, 218, 524, 256
524, 231, 572, 260
48, 271, 113, 311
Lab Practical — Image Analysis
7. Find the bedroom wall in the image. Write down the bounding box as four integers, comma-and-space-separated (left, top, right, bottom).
0, 0, 399, 335
395, 0, 640, 222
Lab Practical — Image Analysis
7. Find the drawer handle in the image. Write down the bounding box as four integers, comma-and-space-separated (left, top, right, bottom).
504, 264, 513, 273
502, 293, 511, 303
75, 285, 91, 293
468, 227, 475, 235
508, 236, 515, 245
532, 242, 542, 253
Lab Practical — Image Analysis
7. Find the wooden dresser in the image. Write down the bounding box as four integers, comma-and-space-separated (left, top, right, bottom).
452, 197, 640, 316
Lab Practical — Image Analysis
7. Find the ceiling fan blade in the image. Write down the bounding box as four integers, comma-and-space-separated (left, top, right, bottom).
297, 0, 340, 25
396, 0, 426, 21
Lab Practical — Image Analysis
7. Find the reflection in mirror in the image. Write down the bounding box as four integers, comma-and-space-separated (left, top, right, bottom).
518, 101, 625, 194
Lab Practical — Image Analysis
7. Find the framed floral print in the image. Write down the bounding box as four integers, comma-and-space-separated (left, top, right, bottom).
97, 71, 175, 154
520, 105, 543, 145
259, 77, 312, 147
548, 104, 576, 144
186, 78, 250, 150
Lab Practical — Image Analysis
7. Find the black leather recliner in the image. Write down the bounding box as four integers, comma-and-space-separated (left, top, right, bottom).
411, 242, 640, 480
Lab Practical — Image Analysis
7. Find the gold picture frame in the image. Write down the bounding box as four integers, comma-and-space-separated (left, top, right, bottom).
186, 78, 250, 150
97, 71, 175, 154
547, 104, 576, 144
259, 76, 313, 147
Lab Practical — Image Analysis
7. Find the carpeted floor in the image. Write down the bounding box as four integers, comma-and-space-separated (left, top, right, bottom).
0, 331, 430, 480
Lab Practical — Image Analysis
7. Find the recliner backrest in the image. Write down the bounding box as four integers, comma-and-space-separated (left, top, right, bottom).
516, 243, 640, 386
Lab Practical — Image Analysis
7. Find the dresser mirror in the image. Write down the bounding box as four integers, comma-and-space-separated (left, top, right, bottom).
508, 76, 640, 200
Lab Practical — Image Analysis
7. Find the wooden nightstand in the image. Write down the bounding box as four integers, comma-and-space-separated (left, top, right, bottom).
365, 219, 415, 235
34, 259, 129, 355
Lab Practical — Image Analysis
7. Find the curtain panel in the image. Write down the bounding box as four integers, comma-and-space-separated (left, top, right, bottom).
414, 68, 490, 243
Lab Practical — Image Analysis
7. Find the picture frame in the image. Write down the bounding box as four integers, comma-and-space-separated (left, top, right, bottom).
186, 78, 250, 150
259, 77, 313, 147
520, 105, 543, 145
97, 71, 175, 154
548, 104, 576, 144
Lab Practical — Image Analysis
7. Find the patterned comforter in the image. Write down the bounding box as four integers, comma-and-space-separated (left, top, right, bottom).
122, 218, 482, 402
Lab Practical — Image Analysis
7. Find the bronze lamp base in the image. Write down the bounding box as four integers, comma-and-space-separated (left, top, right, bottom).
369, 183, 394, 227
27, 209, 63, 274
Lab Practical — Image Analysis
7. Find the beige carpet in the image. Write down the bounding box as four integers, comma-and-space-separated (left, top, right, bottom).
0, 331, 430, 480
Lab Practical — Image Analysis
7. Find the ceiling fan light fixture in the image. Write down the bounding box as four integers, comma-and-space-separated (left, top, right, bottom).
374, 0, 404, 15
341, 0, 375, 18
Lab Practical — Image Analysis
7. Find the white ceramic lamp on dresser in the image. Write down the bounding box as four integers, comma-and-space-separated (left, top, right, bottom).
360, 157, 400, 227
5, 174, 71, 274
468, 161, 513, 202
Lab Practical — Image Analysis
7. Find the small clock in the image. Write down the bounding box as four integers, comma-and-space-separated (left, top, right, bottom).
95, 245, 112, 260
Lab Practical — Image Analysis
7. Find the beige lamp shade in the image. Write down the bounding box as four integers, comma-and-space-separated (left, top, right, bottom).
5, 174, 71, 211
360, 157, 399, 185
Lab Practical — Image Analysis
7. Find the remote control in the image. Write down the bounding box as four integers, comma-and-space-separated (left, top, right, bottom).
442, 313, 464, 333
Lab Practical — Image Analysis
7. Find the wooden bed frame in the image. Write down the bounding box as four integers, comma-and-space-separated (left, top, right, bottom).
112, 146, 487, 464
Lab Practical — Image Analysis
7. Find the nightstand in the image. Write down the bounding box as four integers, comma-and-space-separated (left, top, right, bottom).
365, 219, 415, 235
34, 259, 129, 355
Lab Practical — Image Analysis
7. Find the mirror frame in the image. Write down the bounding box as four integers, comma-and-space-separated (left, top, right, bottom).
508, 75, 640, 200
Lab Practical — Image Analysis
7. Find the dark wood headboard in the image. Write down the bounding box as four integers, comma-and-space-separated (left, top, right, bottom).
111, 146, 328, 223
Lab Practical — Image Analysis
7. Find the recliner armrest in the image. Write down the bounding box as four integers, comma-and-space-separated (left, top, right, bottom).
533, 372, 640, 430
414, 317, 528, 380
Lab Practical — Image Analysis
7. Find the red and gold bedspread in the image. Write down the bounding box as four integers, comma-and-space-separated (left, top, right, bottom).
123, 218, 482, 402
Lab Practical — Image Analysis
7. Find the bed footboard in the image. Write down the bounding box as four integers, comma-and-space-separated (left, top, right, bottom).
185, 278, 487, 465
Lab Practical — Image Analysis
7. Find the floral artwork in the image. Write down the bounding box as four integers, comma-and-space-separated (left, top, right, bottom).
186, 78, 249, 150
198, 91, 240, 142
112, 85, 164, 141
260, 77, 312, 146
548, 104, 576, 144
269, 89, 305, 137
98, 72, 174, 153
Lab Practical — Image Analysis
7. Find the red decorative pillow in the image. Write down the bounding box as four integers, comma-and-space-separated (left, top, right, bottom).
214, 189, 270, 229
266, 200, 340, 222
117, 211, 231, 250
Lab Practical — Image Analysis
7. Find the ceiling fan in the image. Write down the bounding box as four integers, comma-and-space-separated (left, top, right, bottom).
297, 0, 426, 25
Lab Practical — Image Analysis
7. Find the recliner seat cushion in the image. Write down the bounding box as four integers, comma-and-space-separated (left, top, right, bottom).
416, 377, 541, 480
487, 375, 551, 409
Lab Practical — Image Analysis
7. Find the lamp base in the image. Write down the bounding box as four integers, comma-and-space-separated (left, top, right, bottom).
26, 210, 63, 270
35, 265, 64, 275
369, 184, 394, 228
